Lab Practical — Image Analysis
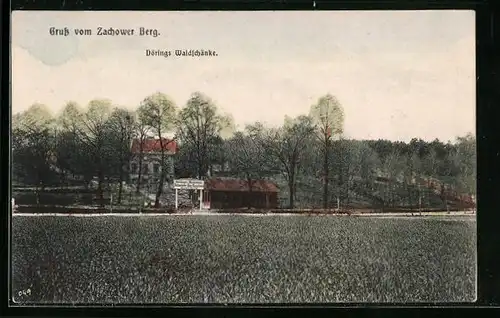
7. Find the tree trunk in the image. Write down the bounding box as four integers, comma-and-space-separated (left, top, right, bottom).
288, 180, 295, 209
346, 179, 351, 204
323, 138, 329, 209
294, 179, 298, 208
155, 136, 166, 208
407, 184, 413, 211
118, 176, 123, 204
288, 170, 295, 209
97, 168, 104, 207
418, 185, 422, 212
385, 183, 389, 207
136, 150, 143, 194
35, 178, 41, 206
84, 175, 90, 190
445, 192, 449, 211
60, 169, 66, 188
117, 135, 126, 204
391, 182, 395, 207
338, 159, 344, 204
441, 183, 448, 210
155, 169, 165, 208
197, 153, 205, 179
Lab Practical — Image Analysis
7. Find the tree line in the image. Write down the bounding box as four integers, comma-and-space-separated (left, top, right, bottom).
12, 92, 476, 209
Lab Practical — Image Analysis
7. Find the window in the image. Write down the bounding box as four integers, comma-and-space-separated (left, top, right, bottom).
153, 163, 160, 174
131, 163, 137, 173
213, 164, 222, 172
143, 164, 149, 174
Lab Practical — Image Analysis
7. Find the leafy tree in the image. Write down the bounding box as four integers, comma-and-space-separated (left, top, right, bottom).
12, 104, 57, 202
13, 128, 56, 188
54, 102, 92, 186
347, 140, 381, 204
208, 135, 228, 176
453, 133, 476, 195
403, 152, 421, 209
177, 92, 232, 179
13, 92, 476, 212
382, 151, 405, 207
367, 139, 394, 163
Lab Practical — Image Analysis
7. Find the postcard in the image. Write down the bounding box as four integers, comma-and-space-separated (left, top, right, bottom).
11, 10, 476, 304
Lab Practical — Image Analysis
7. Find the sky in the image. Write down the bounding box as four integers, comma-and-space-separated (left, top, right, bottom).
11, 10, 475, 142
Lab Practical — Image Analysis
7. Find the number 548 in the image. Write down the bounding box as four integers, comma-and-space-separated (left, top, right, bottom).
17, 289, 31, 297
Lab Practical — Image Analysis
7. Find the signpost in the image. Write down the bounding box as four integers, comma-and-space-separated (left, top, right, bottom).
173, 179, 205, 210
110, 194, 113, 213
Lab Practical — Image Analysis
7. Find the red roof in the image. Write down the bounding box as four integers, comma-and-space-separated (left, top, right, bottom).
205, 178, 278, 193
131, 138, 177, 154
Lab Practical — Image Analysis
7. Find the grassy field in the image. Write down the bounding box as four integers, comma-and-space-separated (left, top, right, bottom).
11, 215, 476, 304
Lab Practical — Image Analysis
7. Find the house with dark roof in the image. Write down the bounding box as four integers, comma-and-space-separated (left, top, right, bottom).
129, 137, 178, 188
203, 177, 279, 209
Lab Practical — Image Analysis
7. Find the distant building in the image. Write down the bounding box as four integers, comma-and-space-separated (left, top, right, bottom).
129, 137, 177, 187
204, 177, 279, 209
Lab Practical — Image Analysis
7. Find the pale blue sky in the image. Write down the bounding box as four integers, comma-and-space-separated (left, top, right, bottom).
12, 10, 475, 142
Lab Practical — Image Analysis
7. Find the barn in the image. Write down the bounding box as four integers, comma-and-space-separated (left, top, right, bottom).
203, 177, 279, 209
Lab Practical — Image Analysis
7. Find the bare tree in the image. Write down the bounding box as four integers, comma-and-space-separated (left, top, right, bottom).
309, 94, 345, 209
55, 102, 87, 186
249, 116, 315, 208
226, 130, 267, 207
107, 108, 136, 204
79, 99, 113, 206
138, 92, 177, 208
133, 117, 151, 194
